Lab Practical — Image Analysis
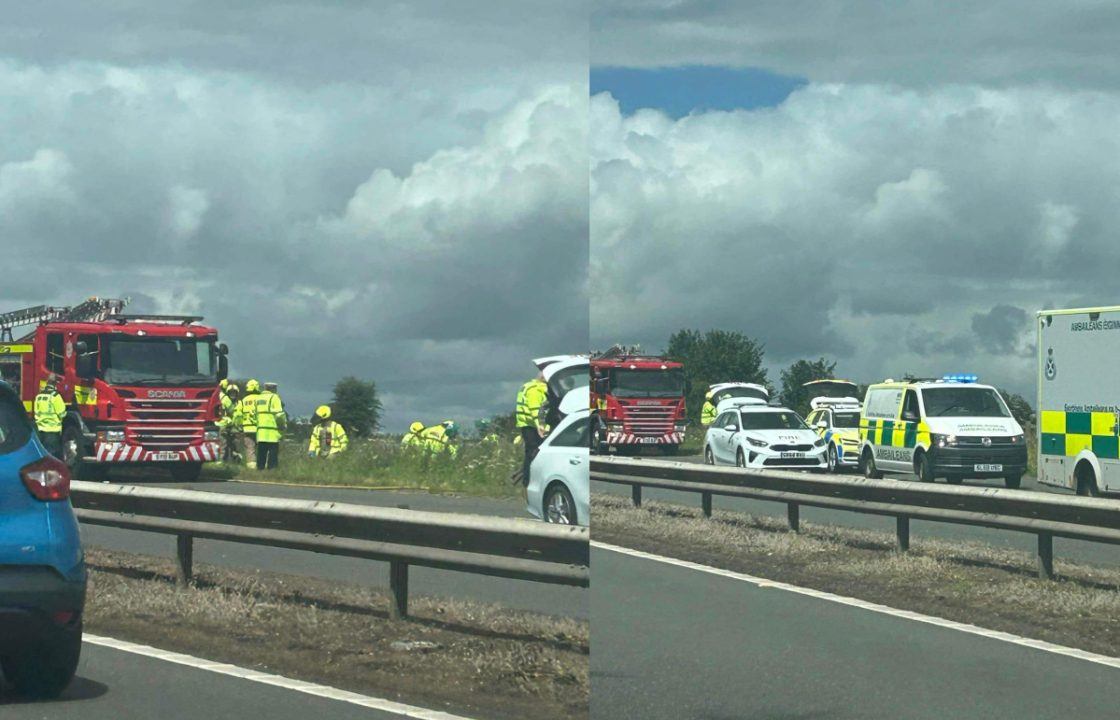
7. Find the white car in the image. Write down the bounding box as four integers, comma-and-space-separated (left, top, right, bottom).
704, 402, 827, 470
527, 408, 589, 526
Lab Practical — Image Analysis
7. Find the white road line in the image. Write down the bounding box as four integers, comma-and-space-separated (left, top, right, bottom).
592, 540, 1120, 671
83, 634, 479, 720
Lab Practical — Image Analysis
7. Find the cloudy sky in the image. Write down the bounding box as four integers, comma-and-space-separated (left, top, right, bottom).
591, 1, 1120, 398
1, 1, 588, 429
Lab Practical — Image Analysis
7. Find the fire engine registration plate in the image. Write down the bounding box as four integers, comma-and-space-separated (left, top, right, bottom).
780, 452, 804, 459
638, 437, 660, 444
974, 464, 1002, 472
153, 451, 179, 462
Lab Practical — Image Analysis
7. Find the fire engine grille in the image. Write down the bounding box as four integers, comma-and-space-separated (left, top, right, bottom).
622, 404, 677, 435
124, 398, 207, 450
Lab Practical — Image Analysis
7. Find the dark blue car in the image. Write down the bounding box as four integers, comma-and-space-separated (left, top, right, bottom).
0, 381, 85, 697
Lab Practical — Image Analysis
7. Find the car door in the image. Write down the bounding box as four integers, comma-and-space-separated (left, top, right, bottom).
720, 411, 741, 463
532, 413, 590, 524
865, 387, 906, 471
709, 412, 729, 462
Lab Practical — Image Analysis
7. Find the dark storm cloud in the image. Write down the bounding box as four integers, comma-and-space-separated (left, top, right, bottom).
593, 1, 1120, 88
971, 305, 1031, 356
0, 2, 588, 429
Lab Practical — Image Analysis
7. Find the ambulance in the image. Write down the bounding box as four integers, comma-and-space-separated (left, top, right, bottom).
859, 375, 1027, 487
1037, 306, 1120, 496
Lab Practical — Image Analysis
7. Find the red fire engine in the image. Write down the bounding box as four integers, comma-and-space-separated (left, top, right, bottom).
590, 347, 687, 455
0, 298, 228, 481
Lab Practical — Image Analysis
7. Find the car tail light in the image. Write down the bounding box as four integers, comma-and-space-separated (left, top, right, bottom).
21, 455, 71, 501
51, 610, 78, 626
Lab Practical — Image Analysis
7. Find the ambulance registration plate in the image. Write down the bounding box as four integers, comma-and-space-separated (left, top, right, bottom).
780, 452, 804, 459
974, 463, 1002, 472
153, 451, 179, 462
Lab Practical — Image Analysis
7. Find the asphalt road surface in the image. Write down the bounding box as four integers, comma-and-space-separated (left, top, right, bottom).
594, 454, 1120, 569
0, 641, 425, 720
592, 545, 1120, 719
80, 477, 587, 620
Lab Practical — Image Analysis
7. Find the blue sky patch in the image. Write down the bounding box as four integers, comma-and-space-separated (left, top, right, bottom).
591, 65, 807, 118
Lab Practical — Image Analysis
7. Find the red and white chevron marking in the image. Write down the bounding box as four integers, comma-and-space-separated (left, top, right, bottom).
606, 432, 683, 446
94, 442, 220, 463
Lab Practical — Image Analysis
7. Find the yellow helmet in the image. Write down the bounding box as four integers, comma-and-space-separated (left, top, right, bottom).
219, 378, 229, 390
245, 379, 260, 393
705, 390, 714, 400
315, 405, 331, 420
409, 421, 424, 433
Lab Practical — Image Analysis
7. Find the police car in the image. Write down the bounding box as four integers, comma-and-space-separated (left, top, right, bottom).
704, 399, 827, 470
805, 398, 862, 473
859, 375, 1027, 487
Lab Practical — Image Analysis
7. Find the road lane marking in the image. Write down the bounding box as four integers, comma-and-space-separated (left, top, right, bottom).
84, 634, 479, 719
592, 540, 1120, 671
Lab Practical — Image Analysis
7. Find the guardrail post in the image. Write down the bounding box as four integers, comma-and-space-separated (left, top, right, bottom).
1037, 532, 1054, 580
389, 560, 409, 619
701, 491, 712, 518
631, 484, 642, 508
895, 516, 910, 552
787, 503, 800, 533
176, 533, 193, 585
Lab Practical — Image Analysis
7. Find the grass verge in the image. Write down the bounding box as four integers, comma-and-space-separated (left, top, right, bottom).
193, 438, 524, 498
593, 493, 1120, 657
84, 546, 588, 720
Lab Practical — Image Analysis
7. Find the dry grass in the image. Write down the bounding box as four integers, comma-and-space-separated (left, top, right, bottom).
85, 547, 588, 720
593, 494, 1120, 656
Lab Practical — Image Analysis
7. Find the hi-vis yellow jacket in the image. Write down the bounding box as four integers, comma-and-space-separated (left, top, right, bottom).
309, 420, 349, 457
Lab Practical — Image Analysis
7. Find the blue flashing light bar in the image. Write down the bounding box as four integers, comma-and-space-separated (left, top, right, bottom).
942, 374, 978, 383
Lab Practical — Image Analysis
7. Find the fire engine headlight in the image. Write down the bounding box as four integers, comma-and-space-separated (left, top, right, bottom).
745, 436, 768, 448
102, 430, 125, 443
674, 424, 687, 433
606, 423, 623, 434
203, 429, 220, 441
934, 433, 958, 448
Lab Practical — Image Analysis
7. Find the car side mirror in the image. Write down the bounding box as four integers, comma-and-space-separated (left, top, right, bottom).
76, 356, 95, 380
902, 410, 919, 423
724, 424, 738, 433
217, 354, 229, 381
816, 420, 828, 429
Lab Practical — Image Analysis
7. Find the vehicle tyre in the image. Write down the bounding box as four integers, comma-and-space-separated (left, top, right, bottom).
170, 462, 203, 483
862, 449, 882, 479
543, 483, 577, 525
590, 421, 608, 455
61, 424, 101, 480
1076, 463, 1100, 497
945, 475, 964, 485
1, 623, 82, 699
827, 445, 839, 473
1004, 474, 1022, 490
736, 448, 746, 468
916, 452, 934, 483
704, 446, 715, 465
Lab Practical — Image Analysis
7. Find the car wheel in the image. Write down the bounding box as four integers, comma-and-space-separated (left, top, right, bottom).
704, 446, 715, 465
1004, 474, 1022, 490
1076, 463, 1099, 496
1, 622, 82, 699
736, 448, 746, 468
916, 452, 934, 483
170, 462, 203, 483
862, 449, 882, 479
544, 484, 577, 525
827, 445, 839, 473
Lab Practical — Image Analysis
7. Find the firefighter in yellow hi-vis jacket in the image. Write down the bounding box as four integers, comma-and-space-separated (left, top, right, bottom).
308, 405, 349, 458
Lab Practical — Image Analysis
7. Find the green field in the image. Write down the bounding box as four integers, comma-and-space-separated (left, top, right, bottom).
204, 436, 524, 498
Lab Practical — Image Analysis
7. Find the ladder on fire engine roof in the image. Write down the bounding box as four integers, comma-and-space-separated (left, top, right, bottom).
0, 297, 130, 342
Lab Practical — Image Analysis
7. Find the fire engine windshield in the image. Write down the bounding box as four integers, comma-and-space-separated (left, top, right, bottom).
609, 369, 685, 398
103, 337, 218, 386
921, 387, 1010, 418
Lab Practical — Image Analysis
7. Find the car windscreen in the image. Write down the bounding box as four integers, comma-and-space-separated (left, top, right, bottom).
713, 387, 768, 404
833, 412, 861, 428
550, 365, 590, 396
609, 369, 684, 398
0, 389, 32, 455
104, 337, 217, 386
921, 387, 1010, 418
740, 411, 808, 431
